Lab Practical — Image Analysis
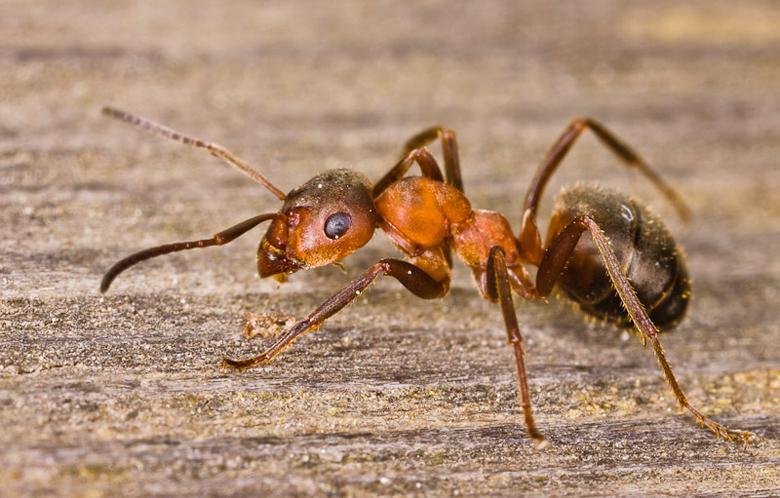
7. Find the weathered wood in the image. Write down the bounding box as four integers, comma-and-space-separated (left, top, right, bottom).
1, 1, 778, 496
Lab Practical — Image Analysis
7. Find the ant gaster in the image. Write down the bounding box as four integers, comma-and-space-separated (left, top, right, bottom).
100, 107, 749, 444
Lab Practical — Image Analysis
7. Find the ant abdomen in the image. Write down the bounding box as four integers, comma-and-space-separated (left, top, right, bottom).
547, 185, 691, 330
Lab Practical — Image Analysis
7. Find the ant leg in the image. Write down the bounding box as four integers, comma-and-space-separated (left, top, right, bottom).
536, 216, 751, 443
507, 265, 537, 301
223, 258, 448, 370
100, 212, 278, 292
524, 118, 690, 220
102, 107, 286, 200
485, 247, 545, 442
519, 118, 691, 265
373, 147, 445, 198
398, 126, 463, 191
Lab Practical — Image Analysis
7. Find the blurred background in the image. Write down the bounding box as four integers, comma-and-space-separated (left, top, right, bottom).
1, 1, 779, 496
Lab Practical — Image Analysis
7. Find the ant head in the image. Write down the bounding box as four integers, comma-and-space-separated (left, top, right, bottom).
258, 169, 378, 279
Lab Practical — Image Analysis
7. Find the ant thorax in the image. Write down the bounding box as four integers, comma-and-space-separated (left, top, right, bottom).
374, 176, 520, 272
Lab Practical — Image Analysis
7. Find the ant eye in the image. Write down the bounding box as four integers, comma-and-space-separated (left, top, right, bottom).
324, 212, 352, 240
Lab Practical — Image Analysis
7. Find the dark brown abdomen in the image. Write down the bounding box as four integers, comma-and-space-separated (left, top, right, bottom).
546, 185, 691, 330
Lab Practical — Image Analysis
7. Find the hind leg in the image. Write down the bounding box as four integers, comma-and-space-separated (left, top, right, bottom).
518, 118, 691, 265
534, 215, 750, 443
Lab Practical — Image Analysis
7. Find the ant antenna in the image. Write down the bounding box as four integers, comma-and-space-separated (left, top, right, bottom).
100, 212, 280, 292
102, 106, 287, 201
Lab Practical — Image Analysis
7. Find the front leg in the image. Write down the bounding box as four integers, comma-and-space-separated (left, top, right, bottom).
224, 259, 449, 370
398, 125, 463, 192
372, 147, 445, 198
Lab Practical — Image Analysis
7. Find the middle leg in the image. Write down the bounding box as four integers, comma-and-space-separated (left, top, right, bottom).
486, 246, 545, 442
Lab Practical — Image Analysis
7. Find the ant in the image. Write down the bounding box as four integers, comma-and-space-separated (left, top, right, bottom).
99, 106, 750, 444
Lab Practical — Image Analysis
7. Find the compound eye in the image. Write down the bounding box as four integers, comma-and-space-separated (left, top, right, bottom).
324, 212, 352, 240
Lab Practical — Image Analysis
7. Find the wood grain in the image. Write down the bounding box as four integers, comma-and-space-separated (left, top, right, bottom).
1, 1, 779, 496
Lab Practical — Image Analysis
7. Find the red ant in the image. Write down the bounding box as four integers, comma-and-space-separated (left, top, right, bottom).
100, 107, 750, 444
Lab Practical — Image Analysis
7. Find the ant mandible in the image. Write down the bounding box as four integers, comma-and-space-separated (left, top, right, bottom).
99, 106, 750, 444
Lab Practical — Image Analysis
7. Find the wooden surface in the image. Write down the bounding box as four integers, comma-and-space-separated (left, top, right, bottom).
1, 1, 779, 496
